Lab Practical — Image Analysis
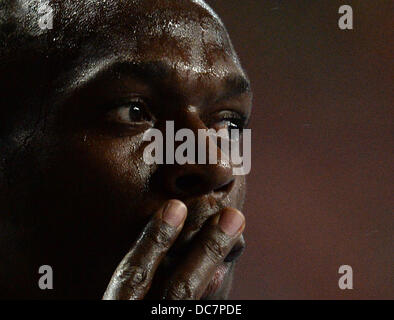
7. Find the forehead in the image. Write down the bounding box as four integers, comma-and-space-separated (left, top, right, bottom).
5, 0, 248, 108
47, 0, 241, 75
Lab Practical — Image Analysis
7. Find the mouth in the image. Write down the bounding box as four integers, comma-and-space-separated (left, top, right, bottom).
201, 236, 245, 299
200, 262, 231, 299
164, 235, 245, 299
163, 197, 246, 299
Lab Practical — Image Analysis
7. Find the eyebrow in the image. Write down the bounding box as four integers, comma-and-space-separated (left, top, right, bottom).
72, 60, 174, 87
69, 60, 251, 100
107, 60, 174, 83
217, 74, 252, 103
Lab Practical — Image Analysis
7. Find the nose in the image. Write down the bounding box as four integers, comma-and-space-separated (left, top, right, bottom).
160, 162, 235, 198
153, 115, 235, 199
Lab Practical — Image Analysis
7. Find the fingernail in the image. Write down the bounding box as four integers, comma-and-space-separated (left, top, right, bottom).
218, 209, 245, 236
162, 200, 187, 227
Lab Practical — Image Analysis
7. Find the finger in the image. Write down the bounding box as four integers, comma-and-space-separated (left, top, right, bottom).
161, 207, 245, 300
102, 199, 187, 300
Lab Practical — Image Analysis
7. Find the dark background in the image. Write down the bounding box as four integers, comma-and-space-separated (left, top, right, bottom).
207, 0, 393, 299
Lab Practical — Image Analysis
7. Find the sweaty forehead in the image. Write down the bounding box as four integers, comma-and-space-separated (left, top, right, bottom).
2, 0, 245, 100
49, 0, 237, 69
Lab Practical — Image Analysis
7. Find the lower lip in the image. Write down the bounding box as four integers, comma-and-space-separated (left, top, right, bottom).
201, 263, 230, 299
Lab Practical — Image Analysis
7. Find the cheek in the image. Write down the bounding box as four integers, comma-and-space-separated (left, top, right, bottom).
76, 132, 153, 195
50, 130, 158, 223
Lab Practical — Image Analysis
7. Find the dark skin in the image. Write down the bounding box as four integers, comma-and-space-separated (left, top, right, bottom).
0, 0, 252, 299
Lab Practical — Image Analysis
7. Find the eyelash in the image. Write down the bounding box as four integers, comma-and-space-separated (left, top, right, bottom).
107, 97, 153, 125
106, 99, 248, 133
213, 112, 248, 131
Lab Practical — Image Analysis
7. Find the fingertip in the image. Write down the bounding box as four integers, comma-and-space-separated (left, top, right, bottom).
218, 208, 245, 236
162, 199, 187, 228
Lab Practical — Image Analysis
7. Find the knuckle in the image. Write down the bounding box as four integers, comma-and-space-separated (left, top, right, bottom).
202, 237, 226, 262
115, 264, 148, 288
166, 279, 196, 300
146, 224, 173, 250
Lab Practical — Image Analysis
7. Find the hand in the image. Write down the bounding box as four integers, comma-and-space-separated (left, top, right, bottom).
102, 199, 245, 300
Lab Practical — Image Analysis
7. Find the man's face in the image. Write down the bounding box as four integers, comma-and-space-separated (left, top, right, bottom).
0, 0, 252, 299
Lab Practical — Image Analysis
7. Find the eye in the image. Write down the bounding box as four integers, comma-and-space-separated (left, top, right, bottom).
221, 118, 245, 131
108, 97, 153, 124
211, 111, 247, 134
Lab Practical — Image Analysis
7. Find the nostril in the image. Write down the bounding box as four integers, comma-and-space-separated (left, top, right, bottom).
213, 179, 234, 193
